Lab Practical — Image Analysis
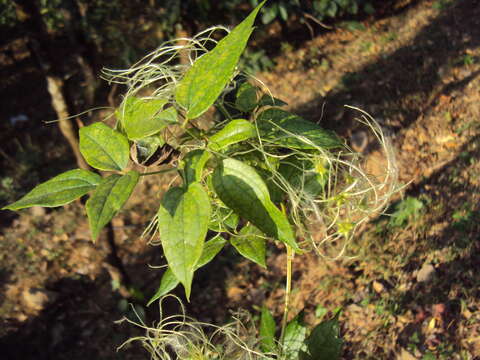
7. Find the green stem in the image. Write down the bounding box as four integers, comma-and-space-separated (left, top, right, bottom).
139, 168, 177, 176
280, 244, 294, 346
279, 202, 294, 347
217, 103, 233, 121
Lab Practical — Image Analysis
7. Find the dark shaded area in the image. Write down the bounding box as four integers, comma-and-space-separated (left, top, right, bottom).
0, 276, 143, 360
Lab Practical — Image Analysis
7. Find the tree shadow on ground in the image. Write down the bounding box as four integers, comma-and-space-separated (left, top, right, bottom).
393, 134, 480, 352
293, 0, 480, 143
0, 276, 144, 360
283, 0, 480, 355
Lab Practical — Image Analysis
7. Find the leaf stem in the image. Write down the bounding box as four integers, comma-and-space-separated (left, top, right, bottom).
217, 103, 233, 121
139, 168, 178, 176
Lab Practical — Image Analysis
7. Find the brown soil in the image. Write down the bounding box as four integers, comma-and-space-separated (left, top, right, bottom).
1, 0, 480, 359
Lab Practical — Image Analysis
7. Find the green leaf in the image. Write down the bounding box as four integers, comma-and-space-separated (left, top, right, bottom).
347, 1, 358, 14
278, 156, 328, 198
147, 235, 226, 306
299, 313, 343, 360
79, 122, 130, 171
283, 311, 308, 359
147, 267, 178, 306
257, 94, 288, 108
175, 1, 266, 120
134, 135, 165, 164
212, 158, 299, 252
257, 108, 342, 150
326, 1, 338, 17
209, 207, 239, 232
255, 167, 284, 204
235, 82, 258, 112
197, 234, 227, 267
260, 306, 276, 353
389, 196, 424, 227
208, 119, 256, 152
86, 171, 139, 241
278, 4, 288, 21
2, 169, 101, 210
231, 224, 266, 268
117, 96, 175, 140
157, 183, 211, 300
182, 149, 211, 185
262, 4, 278, 24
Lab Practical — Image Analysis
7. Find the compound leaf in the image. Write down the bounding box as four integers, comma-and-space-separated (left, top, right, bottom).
79, 122, 130, 171
176, 1, 265, 120
86, 171, 139, 241
260, 306, 276, 353
212, 158, 299, 252
208, 119, 256, 152
231, 224, 266, 268
257, 108, 342, 150
157, 182, 211, 300
2, 169, 101, 210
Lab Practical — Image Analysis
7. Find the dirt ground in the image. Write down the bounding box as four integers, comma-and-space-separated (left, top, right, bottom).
1, 0, 480, 359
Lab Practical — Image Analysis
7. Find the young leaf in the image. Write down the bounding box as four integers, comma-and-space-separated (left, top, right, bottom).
260, 306, 276, 353
235, 82, 258, 112
2, 169, 101, 210
118, 96, 177, 140
208, 119, 256, 152
299, 313, 343, 360
175, 1, 266, 120
212, 158, 299, 252
79, 122, 130, 171
257, 108, 342, 149
157, 183, 211, 300
86, 171, 139, 241
283, 311, 307, 359
147, 235, 226, 306
182, 149, 211, 185
231, 224, 266, 268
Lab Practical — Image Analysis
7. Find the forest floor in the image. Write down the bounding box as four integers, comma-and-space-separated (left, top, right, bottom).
1, 0, 480, 359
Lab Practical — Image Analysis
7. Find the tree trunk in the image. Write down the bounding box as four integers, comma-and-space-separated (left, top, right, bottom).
46, 75, 89, 170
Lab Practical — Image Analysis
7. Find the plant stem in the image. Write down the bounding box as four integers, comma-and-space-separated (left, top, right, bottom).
279, 203, 294, 346
139, 167, 177, 176
280, 244, 294, 345
217, 103, 233, 121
